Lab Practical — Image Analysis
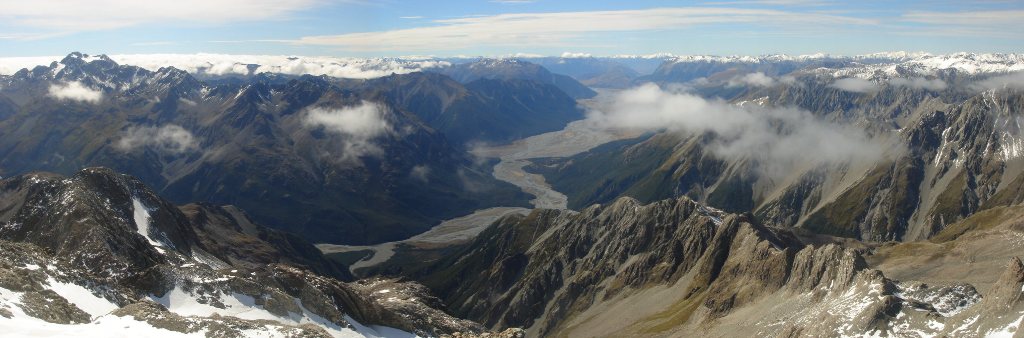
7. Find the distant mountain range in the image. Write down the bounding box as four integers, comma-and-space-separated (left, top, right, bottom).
3, 50, 1024, 337
0, 53, 604, 245
529, 53, 1024, 243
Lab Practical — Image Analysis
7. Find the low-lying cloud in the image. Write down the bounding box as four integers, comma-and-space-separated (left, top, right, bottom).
48, 81, 103, 103
727, 72, 776, 87
831, 76, 948, 93
304, 101, 392, 162
115, 124, 198, 154
830, 78, 878, 93
889, 77, 947, 91
410, 165, 431, 182
971, 72, 1024, 91
586, 84, 897, 177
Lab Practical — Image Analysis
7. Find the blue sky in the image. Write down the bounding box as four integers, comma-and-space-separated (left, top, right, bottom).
0, 0, 1022, 57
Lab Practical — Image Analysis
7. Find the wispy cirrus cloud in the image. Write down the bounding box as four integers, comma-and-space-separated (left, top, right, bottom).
896, 9, 1024, 38
0, 0, 322, 38
702, 0, 832, 6
291, 7, 879, 51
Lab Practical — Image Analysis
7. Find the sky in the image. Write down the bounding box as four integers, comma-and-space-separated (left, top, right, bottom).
0, 0, 1022, 57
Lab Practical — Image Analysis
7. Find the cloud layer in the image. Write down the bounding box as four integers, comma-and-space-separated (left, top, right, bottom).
830, 77, 949, 93
0, 0, 320, 37
48, 81, 103, 103
304, 101, 392, 162
586, 84, 895, 176
727, 72, 776, 87
972, 72, 1024, 91
889, 77, 948, 91
293, 7, 877, 51
115, 124, 198, 154
829, 78, 878, 93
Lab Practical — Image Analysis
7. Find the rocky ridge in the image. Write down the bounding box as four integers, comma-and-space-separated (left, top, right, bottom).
399, 196, 1023, 337
0, 167, 489, 337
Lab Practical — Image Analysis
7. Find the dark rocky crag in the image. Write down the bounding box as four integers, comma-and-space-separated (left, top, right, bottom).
396, 196, 1023, 337
0, 167, 489, 336
532, 63, 1024, 243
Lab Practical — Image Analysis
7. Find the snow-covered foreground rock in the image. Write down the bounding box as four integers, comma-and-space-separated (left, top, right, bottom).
0, 168, 488, 337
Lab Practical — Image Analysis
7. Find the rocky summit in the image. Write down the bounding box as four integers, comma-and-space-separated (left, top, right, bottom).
383, 196, 1024, 337
0, 168, 492, 337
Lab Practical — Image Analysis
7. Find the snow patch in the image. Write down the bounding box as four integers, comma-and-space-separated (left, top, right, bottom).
45, 278, 118, 318
132, 197, 164, 248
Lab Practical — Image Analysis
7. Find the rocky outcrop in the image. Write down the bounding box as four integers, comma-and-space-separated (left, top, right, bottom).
405, 196, 1015, 337
0, 168, 489, 337
534, 74, 1024, 243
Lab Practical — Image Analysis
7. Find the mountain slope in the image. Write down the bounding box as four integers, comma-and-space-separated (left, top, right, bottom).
0, 167, 489, 337
398, 196, 1023, 337
531, 71, 1024, 242
355, 72, 585, 145
434, 59, 597, 99
0, 52, 529, 245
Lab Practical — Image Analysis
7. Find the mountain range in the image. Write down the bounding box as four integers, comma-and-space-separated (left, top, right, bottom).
1, 51, 1024, 337
0, 53, 602, 245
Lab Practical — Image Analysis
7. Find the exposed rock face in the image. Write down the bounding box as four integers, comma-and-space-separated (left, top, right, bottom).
533, 73, 1024, 243
0, 168, 488, 337
404, 196, 1022, 337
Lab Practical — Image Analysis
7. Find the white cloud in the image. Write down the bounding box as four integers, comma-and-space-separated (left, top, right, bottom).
896, 10, 1024, 38
586, 84, 895, 177
888, 77, 947, 91
291, 7, 878, 51
0, 0, 321, 37
48, 81, 103, 103
410, 165, 431, 182
0, 56, 60, 74
304, 101, 392, 162
115, 124, 198, 154
726, 72, 776, 87
971, 72, 1024, 91
902, 10, 1024, 27
830, 78, 878, 93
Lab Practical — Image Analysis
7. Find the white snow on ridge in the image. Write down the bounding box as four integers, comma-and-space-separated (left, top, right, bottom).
132, 197, 165, 249
0, 54, 449, 79
666, 52, 1024, 77
45, 278, 118, 318
149, 287, 418, 338
110, 54, 448, 80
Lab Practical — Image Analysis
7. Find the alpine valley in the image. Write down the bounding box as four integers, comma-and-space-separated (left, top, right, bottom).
1, 50, 1023, 338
